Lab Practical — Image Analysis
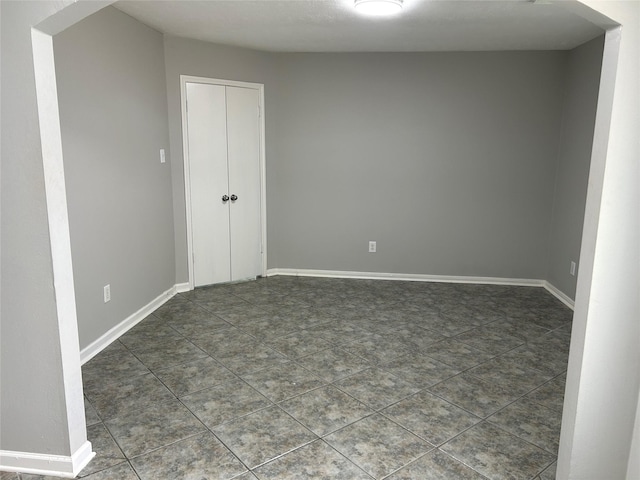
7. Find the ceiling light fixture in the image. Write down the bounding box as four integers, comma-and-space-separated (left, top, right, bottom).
354, 0, 403, 16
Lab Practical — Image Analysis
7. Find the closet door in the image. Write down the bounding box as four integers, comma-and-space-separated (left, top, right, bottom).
226, 86, 262, 281
185, 81, 262, 287
186, 83, 231, 286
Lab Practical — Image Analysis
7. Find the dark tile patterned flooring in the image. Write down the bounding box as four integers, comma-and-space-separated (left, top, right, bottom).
6, 276, 572, 479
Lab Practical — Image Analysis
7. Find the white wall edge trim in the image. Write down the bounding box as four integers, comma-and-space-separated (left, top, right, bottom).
79, 286, 176, 365
543, 281, 576, 310
0, 440, 94, 478
175, 282, 191, 293
266, 268, 544, 287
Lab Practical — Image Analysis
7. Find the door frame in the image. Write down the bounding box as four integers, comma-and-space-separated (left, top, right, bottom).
180, 75, 267, 289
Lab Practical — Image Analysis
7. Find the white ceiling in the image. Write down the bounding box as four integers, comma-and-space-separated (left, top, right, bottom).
113, 0, 604, 53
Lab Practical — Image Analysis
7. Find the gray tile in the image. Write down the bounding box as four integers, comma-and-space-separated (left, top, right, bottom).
453, 327, 525, 354
343, 334, 414, 365
297, 347, 370, 382
214, 305, 274, 326
241, 362, 325, 403
424, 316, 478, 337
335, 368, 421, 410
181, 378, 272, 428
214, 342, 289, 375
131, 432, 246, 480
80, 462, 140, 480
324, 414, 432, 479
402, 312, 468, 337
527, 330, 572, 353
154, 300, 217, 323
73, 279, 570, 480
501, 344, 569, 376
529, 306, 573, 330
441, 422, 556, 480
382, 390, 481, 445
212, 406, 316, 469
235, 472, 259, 480
168, 313, 231, 339
190, 327, 256, 356
480, 318, 550, 342
82, 348, 150, 389
467, 356, 554, 395
389, 324, 447, 351
118, 320, 183, 350
79, 423, 126, 477
154, 356, 236, 397
195, 295, 252, 313
90, 339, 130, 358
131, 338, 208, 370
184, 284, 241, 302
9, 473, 61, 480
284, 308, 337, 330
539, 461, 557, 480
105, 400, 205, 458
254, 440, 372, 479
422, 339, 494, 370
488, 397, 562, 454
428, 374, 518, 418
233, 290, 292, 306
441, 305, 502, 326
527, 373, 566, 413
381, 353, 460, 388
386, 449, 487, 479
280, 385, 373, 436
235, 315, 302, 341
84, 373, 175, 420
306, 322, 372, 346
266, 330, 333, 359
84, 397, 101, 426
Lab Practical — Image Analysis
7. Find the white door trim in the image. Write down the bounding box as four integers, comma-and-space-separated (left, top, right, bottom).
180, 75, 267, 289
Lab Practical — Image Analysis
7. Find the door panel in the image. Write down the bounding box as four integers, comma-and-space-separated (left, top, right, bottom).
226, 86, 262, 281
186, 83, 231, 286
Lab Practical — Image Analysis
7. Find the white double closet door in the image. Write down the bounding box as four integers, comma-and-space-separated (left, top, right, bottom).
185, 81, 262, 287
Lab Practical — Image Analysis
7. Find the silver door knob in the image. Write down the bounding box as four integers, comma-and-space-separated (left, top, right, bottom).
230, 194, 238, 201
222, 195, 229, 202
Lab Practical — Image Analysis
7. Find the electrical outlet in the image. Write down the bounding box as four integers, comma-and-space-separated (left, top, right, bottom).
160, 148, 166, 164
104, 284, 111, 303
368, 241, 377, 253
570, 261, 577, 276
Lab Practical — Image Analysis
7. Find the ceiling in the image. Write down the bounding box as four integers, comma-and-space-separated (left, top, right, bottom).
113, 0, 604, 53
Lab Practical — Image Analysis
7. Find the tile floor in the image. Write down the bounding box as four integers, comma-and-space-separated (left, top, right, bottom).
4, 276, 572, 479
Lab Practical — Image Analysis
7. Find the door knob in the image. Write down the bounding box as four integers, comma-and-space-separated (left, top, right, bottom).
230, 194, 238, 201
222, 195, 229, 202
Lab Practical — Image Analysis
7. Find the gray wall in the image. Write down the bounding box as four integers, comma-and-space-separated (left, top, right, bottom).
162, 36, 279, 283
271, 52, 567, 279
547, 35, 603, 299
0, 0, 75, 456
3, 1, 639, 477
54, 6, 175, 349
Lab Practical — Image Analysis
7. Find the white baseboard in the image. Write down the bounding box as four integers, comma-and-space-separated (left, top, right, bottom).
266, 268, 544, 287
79, 285, 177, 365
175, 282, 191, 293
267, 268, 575, 310
543, 281, 576, 310
0, 440, 94, 478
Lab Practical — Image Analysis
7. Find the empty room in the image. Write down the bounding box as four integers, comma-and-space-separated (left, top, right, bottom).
1, 1, 638, 480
